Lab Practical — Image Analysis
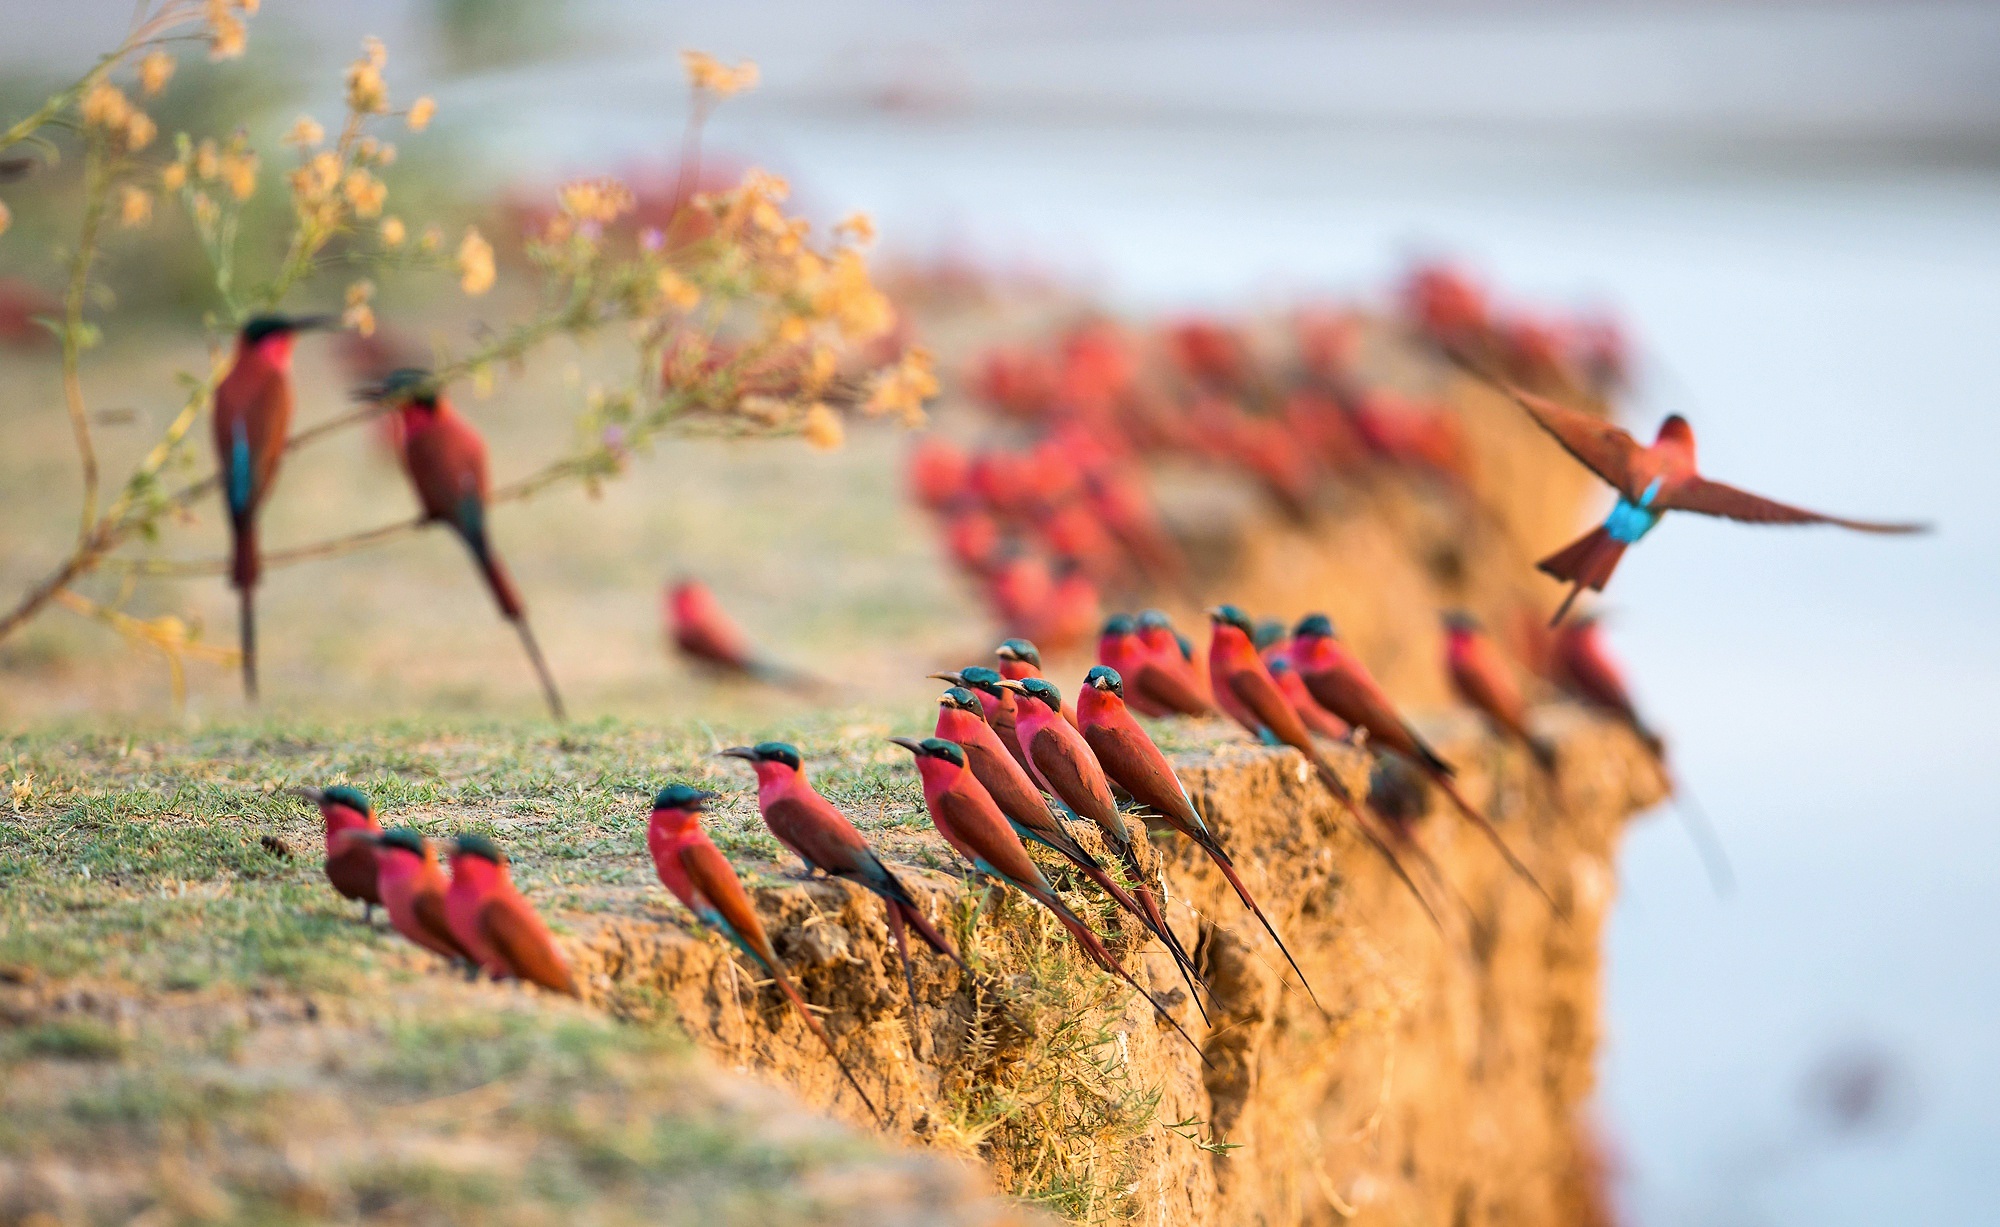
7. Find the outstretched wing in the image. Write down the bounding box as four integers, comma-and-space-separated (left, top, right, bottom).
1504, 385, 1642, 498
480, 897, 578, 996
1660, 477, 1929, 533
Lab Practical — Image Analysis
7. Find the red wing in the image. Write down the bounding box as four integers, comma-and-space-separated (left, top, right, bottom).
1504, 385, 1642, 498
413, 888, 474, 961
1659, 476, 1928, 533
677, 839, 776, 960
1227, 667, 1311, 747
1028, 726, 1117, 819
480, 897, 578, 995
1082, 724, 1187, 823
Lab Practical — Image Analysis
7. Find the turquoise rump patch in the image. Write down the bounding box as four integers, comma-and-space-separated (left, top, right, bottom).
1605, 478, 1664, 544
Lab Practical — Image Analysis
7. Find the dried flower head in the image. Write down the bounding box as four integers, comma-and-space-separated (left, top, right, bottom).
681, 50, 759, 98
285, 115, 325, 148
407, 96, 435, 132
220, 150, 257, 201
138, 51, 175, 97
835, 212, 876, 246
206, 0, 248, 60
123, 110, 157, 153
864, 346, 937, 426
160, 162, 186, 192
345, 41, 389, 114
656, 268, 700, 312
457, 226, 495, 295
800, 402, 844, 450
379, 216, 406, 247
193, 138, 219, 181
558, 177, 636, 224
342, 279, 376, 336
118, 185, 153, 228
342, 168, 386, 217
81, 83, 132, 132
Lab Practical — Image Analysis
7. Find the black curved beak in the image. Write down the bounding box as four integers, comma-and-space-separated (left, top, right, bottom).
995, 679, 1029, 695
887, 737, 925, 756
288, 785, 327, 805
928, 671, 967, 686
717, 746, 759, 762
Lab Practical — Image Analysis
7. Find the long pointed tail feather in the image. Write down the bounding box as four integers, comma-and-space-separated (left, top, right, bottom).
895, 898, 969, 974
236, 584, 259, 703
766, 962, 882, 1125
509, 616, 567, 722
884, 902, 919, 1008
1540, 527, 1627, 625
1028, 883, 1212, 1070
1304, 750, 1446, 935
1027, 824, 1212, 1020
1667, 773, 1735, 898
1199, 842, 1327, 1018
1431, 772, 1566, 919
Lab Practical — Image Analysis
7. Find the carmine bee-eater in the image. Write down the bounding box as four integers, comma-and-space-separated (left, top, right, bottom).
1503, 386, 1927, 624
1136, 610, 1213, 713
360, 828, 474, 968
646, 785, 880, 1122
1554, 615, 1733, 893
1101, 614, 1210, 718
215, 313, 334, 700
1078, 666, 1322, 1011
719, 742, 966, 1005
994, 638, 1077, 727
1207, 606, 1443, 930
932, 686, 1203, 1004
667, 577, 824, 694
363, 369, 566, 721
931, 665, 1031, 776
889, 737, 1208, 1063
1256, 620, 1350, 742
443, 834, 580, 997
1442, 611, 1557, 773
1291, 614, 1560, 913
297, 785, 383, 922
998, 677, 1206, 1003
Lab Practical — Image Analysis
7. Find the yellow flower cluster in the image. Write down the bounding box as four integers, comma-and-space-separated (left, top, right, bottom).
343, 168, 386, 218
558, 177, 636, 224
205, 0, 256, 61
864, 347, 939, 426
138, 51, 175, 97
407, 96, 436, 132
800, 402, 844, 450
346, 37, 390, 115
656, 268, 700, 312
457, 227, 495, 295
119, 185, 153, 228
175, 133, 258, 203
834, 211, 876, 246
379, 216, 406, 247
343, 279, 376, 336
681, 51, 759, 98
81, 83, 156, 152
285, 116, 325, 149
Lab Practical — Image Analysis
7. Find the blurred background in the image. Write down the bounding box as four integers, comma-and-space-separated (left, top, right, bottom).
4, 2, 1997, 1223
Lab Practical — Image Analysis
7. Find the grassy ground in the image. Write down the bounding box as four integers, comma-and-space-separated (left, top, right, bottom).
1, 715, 1060, 1226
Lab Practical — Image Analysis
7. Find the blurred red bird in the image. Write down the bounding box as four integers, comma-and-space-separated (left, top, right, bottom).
364, 828, 475, 967
367, 368, 567, 720
1441, 611, 1556, 773
214, 313, 332, 700
443, 833, 579, 997
1505, 386, 1927, 624
299, 784, 381, 922
646, 785, 880, 1121
995, 638, 1077, 727
666, 577, 822, 694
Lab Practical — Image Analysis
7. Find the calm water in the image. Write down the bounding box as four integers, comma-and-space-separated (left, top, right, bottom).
10, 2, 2000, 1221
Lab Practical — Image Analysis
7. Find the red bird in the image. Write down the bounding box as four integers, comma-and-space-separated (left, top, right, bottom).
1290, 614, 1559, 912
1000, 677, 1205, 1000
1097, 615, 1171, 718
1442, 612, 1556, 773
1206, 606, 1442, 929
931, 665, 1033, 777
365, 368, 567, 720
362, 827, 475, 967
1504, 386, 1927, 624
889, 737, 1207, 1061
300, 784, 382, 922
1256, 620, 1350, 742
931, 686, 1202, 1010
666, 577, 822, 694
1134, 610, 1214, 715
214, 313, 332, 700
719, 742, 965, 1004
442, 833, 580, 996
646, 785, 880, 1121
1078, 666, 1321, 1010
994, 638, 1077, 728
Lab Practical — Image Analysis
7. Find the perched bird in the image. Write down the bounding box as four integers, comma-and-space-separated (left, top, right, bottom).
889, 737, 1207, 1062
667, 577, 823, 694
362, 828, 474, 967
443, 834, 580, 996
214, 313, 333, 701
1441, 611, 1557, 773
1503, 386, 1927, 623
364, 368, 566, 720
299, 784, 382, 922
1000, 677, 1206, 1001
1135, 610, 1213, 713
646, 785, 880, 1121
930, 665, 1032, 777
932, 686, 1199, 998
994, 638, 1078, 727
1256, 620, 1350, 742
1206, 605, 1442, 929
1078, 666, 1322, 1010
1103, 613, 1211, 718
1554, 616, 1733, 893
719, 742, 965, 1004
1291, 614, 1560, 913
